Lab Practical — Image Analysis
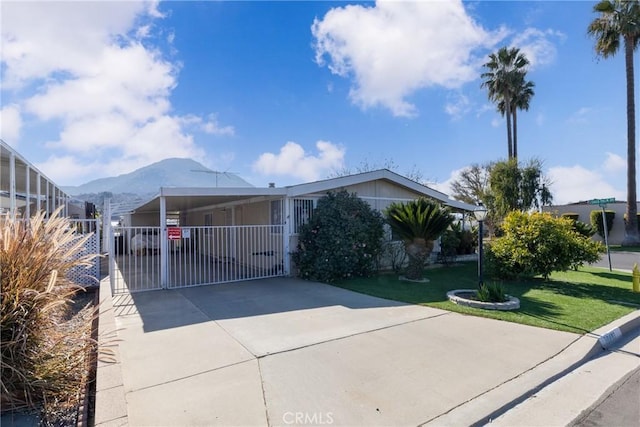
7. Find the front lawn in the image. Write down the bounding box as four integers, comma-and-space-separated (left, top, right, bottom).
334, 263, 640, 333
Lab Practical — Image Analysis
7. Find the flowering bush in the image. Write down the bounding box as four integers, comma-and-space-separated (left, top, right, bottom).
292, 190, 384, 283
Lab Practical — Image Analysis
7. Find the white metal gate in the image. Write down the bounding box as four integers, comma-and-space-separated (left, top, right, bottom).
110, 225, 285, 294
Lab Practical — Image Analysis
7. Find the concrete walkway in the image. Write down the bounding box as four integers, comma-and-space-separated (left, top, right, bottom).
95, 277, 598, 426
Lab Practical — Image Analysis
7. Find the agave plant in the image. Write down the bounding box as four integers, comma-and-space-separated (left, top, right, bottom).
385, 198, 454, 280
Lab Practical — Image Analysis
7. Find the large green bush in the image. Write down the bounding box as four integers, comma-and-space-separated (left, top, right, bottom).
292, 190, 384, 283
590, 210, 615, 238
486, 211, 604, 280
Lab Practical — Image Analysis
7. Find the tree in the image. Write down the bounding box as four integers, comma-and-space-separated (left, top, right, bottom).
450, 163, 491, 205
497, 74, 535, 159
385, 198, 453, 281
588, 0, 640, 246
481, 47, 532, 159
486, 158, 553, 225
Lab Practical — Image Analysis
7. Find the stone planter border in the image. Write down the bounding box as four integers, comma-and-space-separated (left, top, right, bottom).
446, 289, 520, 311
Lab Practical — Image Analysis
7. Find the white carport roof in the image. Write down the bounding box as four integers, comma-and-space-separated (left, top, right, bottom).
129, 169, 477, 214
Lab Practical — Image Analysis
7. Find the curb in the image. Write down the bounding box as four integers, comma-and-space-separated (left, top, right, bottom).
94, 275, 129, 427
424, 309, 640, 427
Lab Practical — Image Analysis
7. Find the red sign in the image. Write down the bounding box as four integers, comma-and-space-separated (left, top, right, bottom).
168, 227, 181, 240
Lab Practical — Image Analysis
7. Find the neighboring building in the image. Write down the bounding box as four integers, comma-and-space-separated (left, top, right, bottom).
543, 201, 635, 245
1, 139, 71, 218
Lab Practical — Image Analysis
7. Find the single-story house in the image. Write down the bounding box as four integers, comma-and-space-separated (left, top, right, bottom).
112, 169, 477, 292
543, 200, 638, 245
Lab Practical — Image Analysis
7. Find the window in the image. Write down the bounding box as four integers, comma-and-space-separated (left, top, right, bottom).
270, 200, 283, 233
293, 199, 315, 234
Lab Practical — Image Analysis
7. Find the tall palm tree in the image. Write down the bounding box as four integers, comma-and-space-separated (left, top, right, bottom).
385, 198, 453, 281
481, 47, 531, 159
498, 74, 535, 159
589, 0, 640, 245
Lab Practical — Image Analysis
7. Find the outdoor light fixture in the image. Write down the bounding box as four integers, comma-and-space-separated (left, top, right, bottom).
474, 203, 488, 289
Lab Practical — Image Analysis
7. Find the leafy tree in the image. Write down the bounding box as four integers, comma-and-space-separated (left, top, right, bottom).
487, 158, 552, 222
589, 0, 640, 245
385, 198, 453, 280
481, 46, 533, 159
292, 190, 384, 283
486, 211, 604, 280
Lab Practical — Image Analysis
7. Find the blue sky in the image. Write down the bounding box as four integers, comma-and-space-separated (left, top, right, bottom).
0, 0, 634, 204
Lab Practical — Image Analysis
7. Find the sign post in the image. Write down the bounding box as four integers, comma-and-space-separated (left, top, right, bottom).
589, 198, 615, 271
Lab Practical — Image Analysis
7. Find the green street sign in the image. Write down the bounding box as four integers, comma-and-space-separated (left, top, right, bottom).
589, 197, 615, 205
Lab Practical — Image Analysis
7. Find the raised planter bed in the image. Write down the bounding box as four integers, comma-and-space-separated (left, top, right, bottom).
447, 289, 520, 311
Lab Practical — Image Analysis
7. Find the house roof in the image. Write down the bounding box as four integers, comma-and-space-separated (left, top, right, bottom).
129, 169, 477, 214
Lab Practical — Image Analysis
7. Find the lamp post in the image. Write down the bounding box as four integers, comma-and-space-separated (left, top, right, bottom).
473, 203, 488, 289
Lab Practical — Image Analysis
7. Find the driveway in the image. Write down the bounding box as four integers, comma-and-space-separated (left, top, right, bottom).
111, 278, 580, 426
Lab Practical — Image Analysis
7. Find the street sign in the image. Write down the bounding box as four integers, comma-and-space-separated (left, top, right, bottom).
588, 197, 615, 205
168, 227, 181, 240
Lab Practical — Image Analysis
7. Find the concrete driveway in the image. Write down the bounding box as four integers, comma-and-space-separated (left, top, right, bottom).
109, 278, 581, 426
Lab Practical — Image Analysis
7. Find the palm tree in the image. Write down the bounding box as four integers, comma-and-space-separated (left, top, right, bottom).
589, 0, 640, 245
385, 198, 453, 281
498, 74, 535, 159
481, 47, 531, 159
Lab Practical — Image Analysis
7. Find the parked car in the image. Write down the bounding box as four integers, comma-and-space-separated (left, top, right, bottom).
130, 230, 160, 255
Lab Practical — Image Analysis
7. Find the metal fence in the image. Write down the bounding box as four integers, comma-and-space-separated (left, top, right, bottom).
110, 225, 285, 294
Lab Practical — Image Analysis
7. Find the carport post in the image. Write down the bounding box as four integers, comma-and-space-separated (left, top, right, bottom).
283, 197, 291, 275
9, 151, 16, 214
160, 194, 168, 289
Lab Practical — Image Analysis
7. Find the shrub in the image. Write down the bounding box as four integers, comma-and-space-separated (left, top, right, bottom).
1, 208, 97, 415
590, 210, 615, 238
486, 211, 604, 280
561, 212, 580, 222
292, 190, 385, 283
477, 282, 507, 303
574, 220, 597, 238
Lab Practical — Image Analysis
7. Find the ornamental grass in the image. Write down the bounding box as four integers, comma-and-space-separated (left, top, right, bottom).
1, 207, 98, 419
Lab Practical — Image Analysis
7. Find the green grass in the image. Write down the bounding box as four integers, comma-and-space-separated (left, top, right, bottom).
334, 263, 640, 334
609, 245, 640, 253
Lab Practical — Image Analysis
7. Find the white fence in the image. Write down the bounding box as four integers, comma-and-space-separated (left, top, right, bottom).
66, 219, 101, 287
110, 225, 285, 294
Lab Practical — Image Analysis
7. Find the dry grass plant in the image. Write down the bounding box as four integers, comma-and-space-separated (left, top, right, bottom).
1, 207, 99, 421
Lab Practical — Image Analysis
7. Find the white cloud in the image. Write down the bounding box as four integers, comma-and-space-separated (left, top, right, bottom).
252, 141, 345, 181
182, 114, 236, 136
312, 0, 501, 117
0, 104, 22, 142
603, 152, 625, 174
567, 107, 592, 124
1, 1, 231, 184
444, 93, 471, 120
511, 28, 564, 70
548, 165, 624, 205
429, 167, 468, 197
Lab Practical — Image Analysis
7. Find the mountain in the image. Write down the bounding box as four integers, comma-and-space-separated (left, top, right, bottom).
63, 158, 254, 196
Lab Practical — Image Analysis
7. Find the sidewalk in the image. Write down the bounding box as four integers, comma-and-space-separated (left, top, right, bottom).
487, 313, 640, 426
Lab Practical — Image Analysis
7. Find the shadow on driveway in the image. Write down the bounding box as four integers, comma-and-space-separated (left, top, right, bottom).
113, 277, 416, 333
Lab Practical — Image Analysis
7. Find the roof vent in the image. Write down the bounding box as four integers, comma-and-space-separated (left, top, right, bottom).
268, 182, 275, 188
